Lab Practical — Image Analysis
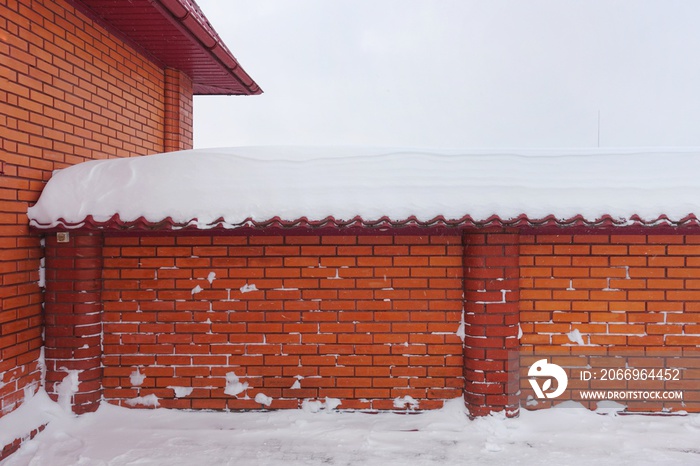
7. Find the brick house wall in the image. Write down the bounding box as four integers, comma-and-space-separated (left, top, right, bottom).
0, 0, 195, 431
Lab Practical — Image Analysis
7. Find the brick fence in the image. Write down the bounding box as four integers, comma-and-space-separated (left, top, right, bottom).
520, 232, 700, 412
462, 231, 520, 417
47, 231, 467, 412
40, 228, 700, 416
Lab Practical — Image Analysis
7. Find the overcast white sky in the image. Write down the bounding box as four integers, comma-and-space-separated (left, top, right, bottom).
193, 0, 700, 150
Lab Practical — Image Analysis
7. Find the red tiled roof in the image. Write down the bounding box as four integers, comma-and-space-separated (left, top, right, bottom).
71, 0, 261, 95
32, 213, 700, 233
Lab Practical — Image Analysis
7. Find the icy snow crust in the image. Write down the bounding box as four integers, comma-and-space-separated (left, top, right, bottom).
27, 147, 700, 229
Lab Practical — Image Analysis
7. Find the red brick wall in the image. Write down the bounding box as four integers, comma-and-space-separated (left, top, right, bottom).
101, 234, 464, 410
520, 233, 700, 412
164, 68, 193, 152
1, 0, 191, 423
463, 231, 520, 417
43, 232, 103, 414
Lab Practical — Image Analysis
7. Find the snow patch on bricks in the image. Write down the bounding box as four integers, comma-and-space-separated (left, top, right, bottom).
169, 387, 194, 398
394, 395, 419, 410
130, 369, 146, 387
56, 370, 81, 413
566, 329, 586, 346
254, 393, 272, 407
290, 375, 304, 389
456, 309, 466, 342
125, 394, 159, 408
38, 257, 46, 288
224, 372, 249, 396
301, 397, 341, 413
239, 283, 257, 293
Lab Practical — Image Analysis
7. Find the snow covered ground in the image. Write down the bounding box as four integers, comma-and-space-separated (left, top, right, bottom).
3, 393, 700, 466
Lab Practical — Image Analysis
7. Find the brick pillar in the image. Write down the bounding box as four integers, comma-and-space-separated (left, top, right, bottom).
44, 232, 103, 414
164, 68, 194, 152
462, 230, 520, 417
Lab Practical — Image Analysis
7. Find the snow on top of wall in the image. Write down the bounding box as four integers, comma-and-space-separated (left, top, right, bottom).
26, 146, 700, 230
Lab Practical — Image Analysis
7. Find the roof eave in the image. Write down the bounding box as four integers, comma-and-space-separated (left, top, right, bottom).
154, 0, 262, 96
69, 0, 262, 96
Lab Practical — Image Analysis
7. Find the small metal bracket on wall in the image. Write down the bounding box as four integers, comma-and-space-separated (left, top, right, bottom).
57, 232, 70, 243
